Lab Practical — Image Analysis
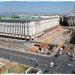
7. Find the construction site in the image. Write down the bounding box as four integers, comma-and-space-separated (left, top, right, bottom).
0, 14, 75, 74
0, 24, 72, 56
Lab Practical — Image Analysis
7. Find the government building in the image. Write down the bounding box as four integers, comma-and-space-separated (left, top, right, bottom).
0, 15, 59, 40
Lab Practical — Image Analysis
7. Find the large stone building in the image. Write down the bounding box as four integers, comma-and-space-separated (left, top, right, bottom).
0, 15, 59, 40
60, 12, 75, 31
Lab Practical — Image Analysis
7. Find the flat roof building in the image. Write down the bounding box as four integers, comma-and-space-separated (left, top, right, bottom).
0, 15, 59, 40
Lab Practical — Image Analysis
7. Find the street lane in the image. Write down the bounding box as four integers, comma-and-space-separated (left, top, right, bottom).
0, 48, 75, 74
0, 47, 52, 72
0, 48, 51, 64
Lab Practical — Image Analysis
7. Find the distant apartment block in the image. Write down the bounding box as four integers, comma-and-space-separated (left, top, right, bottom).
0, 15, 59, 40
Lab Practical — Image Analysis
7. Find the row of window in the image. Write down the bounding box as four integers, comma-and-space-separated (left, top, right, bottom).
0, 25, 29, 35
0, 22, 30, 26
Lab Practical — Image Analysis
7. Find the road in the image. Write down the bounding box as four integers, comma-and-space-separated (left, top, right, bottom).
0, 47, 75, 74
47, 54, 75, 74
0, 48, 52, 72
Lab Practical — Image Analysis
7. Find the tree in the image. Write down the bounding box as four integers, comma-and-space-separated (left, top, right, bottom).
0, 16, 1, 19
11, 15, 19, 18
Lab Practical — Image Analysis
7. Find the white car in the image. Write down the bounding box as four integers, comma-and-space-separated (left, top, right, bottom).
59, 48, 63, 54
49, 62, 54, 67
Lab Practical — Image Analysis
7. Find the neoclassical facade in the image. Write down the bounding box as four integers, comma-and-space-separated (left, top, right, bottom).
0, 15, 59, 40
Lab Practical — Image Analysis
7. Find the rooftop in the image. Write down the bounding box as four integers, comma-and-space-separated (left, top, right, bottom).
0, 15, 59, 22
0, 15, 43, 21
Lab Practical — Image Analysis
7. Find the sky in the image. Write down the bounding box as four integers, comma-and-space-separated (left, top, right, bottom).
0, 1, 75, 14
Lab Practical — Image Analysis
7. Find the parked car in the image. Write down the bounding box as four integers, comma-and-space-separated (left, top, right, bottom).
59, 48, 64, 54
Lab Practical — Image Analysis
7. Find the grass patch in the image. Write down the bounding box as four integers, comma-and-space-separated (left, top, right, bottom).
8, 66, 16, 73
14, 64, 30, 73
